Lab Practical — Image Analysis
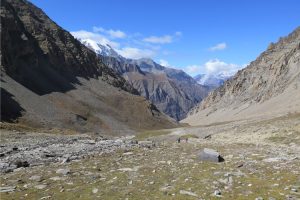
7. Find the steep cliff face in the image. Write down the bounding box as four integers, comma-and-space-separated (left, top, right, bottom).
184, 27, 300, 125
0, 0, 177, 134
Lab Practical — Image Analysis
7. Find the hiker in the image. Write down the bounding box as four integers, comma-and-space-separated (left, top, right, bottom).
177, 137, 181, 143
185, 138, 188, 143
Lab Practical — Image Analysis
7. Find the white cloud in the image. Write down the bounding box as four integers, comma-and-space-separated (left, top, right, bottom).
92, 26, 105, 32
159, 59, 170, 67
209, 42, 227, 51
71, 30, 120, 48
182, 59, 244, 77
72, 28, 183, 60
116, 47, 156, 59
143, 35, 173, 44
175, 31, 182, 36
204, 59, 239, 75
185, 65, 202, 74
92, 26, 126, 38
143, 32, 182, 44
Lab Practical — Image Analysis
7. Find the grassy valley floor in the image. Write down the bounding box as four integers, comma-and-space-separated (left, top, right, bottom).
0, 114, 299, 200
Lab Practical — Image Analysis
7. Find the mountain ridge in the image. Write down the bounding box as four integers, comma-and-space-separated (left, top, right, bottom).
183, 26, 300, 125
77, 38, 210, 120
0, 0, 177, 134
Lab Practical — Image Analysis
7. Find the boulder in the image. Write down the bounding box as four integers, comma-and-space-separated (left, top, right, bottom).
179, 190, 198, 197
138, 141, 154, 148
56, 168, 70, 175
0, 186, 16, 193
198, 148, 224, 162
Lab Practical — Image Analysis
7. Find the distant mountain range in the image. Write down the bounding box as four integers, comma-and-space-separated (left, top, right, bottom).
78, 38, 209, 120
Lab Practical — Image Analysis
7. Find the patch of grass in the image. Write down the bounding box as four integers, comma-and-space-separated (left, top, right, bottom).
268, 131, 300, 144
180, 134, 199, 140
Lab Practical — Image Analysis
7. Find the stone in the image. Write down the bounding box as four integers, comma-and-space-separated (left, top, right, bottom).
291, 188, 298, 192
117, 168, 135, 172
29, 175, 42, 182
255, 197, 264, 200
138, 141, 154, 148
81, 140, 96, 145
214, 190, 221, 196
50, 176, 66, 181
198, 148, 224, 162
179, 190, 198, 197
92, 188, 98, 194
123, 152, 134, 156
14, 160, 30, 168
56, 168, 70, 175
204, 134, 212, 139
160, 184, 174, 192
0, 186, 16, 193
40, 196, 52, 200
35, 184, 47, 189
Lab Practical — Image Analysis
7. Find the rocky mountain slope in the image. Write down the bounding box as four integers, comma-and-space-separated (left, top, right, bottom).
79, 40, 209, 120
184, 27, 300, 125
0, 0, 177, 134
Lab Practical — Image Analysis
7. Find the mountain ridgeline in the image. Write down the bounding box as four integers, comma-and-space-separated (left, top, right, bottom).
184, 27, 300, 125
0, 0, 177, 134
79, 41, 210, 120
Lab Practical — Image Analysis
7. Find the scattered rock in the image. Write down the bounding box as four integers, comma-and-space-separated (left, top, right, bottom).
263, 157, 285, 162
117, 168, 135, 172
61, 156, 70, 164
179, 190, 198, 197
35, 184, 47, 189
159, 184, 174, 192
50, 176, 66, 181
29, 175, 42, 182
123, 152, 134, 156
198, 148, 224, 162
214, 190, 221, 196
138, 141, 154, 148
40, 196, 52, 199
236, 163, 244, 168
0, 186, 16, 193
92, 188, 98, 194
14, 160, 29, 168
255, 197, 264, 200
56, 168, 70, 175
204, 134, 212, 140
81, 140, 96, 145
291, 188, 298, 192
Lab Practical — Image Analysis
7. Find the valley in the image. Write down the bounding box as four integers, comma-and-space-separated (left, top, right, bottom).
1, 114, 299, 199
1, 0, 300, 199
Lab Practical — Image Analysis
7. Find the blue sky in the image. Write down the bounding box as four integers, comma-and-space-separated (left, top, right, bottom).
30, 0, 300, 76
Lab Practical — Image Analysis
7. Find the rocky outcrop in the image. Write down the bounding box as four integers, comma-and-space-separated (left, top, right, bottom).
184, 27, 300, 125
0, 0, 177, 133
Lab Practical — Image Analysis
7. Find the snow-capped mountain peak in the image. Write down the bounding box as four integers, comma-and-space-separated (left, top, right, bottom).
194, 72, 233, 89
78, 38, 123, 59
